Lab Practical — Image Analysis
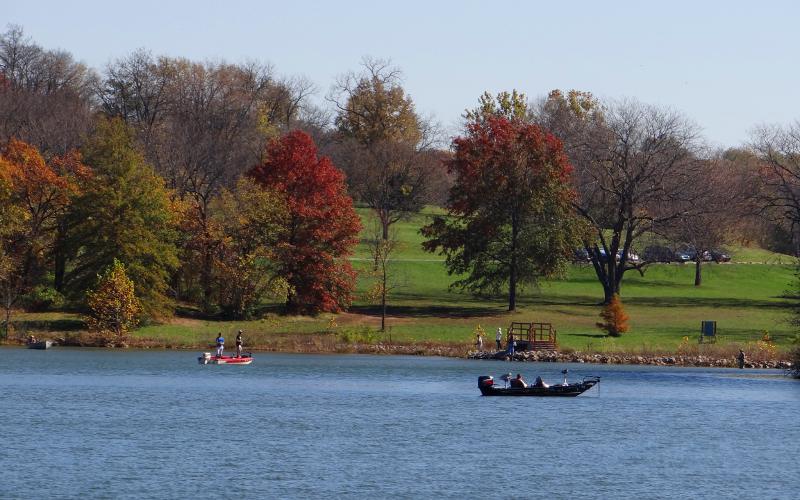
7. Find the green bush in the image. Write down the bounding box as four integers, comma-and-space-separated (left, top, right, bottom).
337, 327, 379, 344
23, 286, 65, 312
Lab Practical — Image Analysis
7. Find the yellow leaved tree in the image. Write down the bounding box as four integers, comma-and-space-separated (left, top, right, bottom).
86, 259, 141, 340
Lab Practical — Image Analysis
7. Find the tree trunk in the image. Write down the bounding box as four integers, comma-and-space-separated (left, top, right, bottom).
380, 289, 386, 332
694, 258, 702, 286
54, 221, 67, 292
4, 287, 11, 340
508, 217, 518, 312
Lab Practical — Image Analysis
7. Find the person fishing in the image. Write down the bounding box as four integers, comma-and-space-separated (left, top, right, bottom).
510, 373, 527, 388
235, 330, 243, 358
215, 332, 225, 358
736, 349, 745, 369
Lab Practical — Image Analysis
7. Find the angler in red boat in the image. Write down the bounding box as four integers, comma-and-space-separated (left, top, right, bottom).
235, 330, 244, 358
215, 332, 225, 358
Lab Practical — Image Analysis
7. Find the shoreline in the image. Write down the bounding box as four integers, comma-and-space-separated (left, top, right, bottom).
466, 349, 793, 370
4, 337, 794, 370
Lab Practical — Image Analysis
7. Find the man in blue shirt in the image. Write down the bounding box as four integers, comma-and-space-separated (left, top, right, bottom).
215, 333, 225, 358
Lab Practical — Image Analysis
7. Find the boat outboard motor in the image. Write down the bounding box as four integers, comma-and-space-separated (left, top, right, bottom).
198, 352, 212, 365
478, 375, 494, 388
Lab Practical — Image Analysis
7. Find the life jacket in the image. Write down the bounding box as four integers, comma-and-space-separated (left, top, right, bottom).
217, 337, 224, 345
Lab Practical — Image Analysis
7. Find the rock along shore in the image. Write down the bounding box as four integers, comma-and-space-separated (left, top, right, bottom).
467, 349, 794, 370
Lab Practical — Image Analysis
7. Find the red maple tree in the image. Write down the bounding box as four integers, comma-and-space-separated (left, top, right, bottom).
422, 115, 580, 311
248, 131, 361, 313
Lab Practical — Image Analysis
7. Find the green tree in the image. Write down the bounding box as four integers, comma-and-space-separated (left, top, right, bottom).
210, 177, 288, 319
422, 112, 582, 311
464, 90, 529, 123
86, 259, 141, 338
65, 118, 178, 318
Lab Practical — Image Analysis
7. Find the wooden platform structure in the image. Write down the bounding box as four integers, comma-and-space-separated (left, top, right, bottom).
507, 322, 557, 351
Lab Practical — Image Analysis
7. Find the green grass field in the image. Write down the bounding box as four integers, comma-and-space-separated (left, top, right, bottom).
10, 207, 800, 355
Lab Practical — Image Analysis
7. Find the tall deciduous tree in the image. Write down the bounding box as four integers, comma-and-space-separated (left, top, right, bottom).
99, 50, 314, 307
0, 25, 95, 157
65, 118, 178, 318
210, 177, 289, 319
750, 122, 800, 255
421, 115, 581, 312
248, 131, 361, 313
544, 96, 702, 303
0, 139, 88, 332
330, 57, 437, 240
664, 156, 744, 286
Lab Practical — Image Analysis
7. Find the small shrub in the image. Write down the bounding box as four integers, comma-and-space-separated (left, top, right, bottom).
337, 327, 378, 344
85, 259, 141, 339
596, 294, 629, 337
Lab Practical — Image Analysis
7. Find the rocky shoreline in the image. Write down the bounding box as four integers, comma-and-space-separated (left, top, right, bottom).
6, 336, 794, 370
467, 349, 794, 370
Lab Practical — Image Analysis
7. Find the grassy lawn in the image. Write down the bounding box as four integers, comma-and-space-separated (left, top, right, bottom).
7, 207, 799, 355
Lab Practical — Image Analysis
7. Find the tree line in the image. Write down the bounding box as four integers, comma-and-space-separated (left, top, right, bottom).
2, 24, 800, 335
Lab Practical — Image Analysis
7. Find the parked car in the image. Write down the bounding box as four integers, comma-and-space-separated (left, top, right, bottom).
618, 250, 640, 263
643, 245, 673, 263
573, 248, 590, 262
709, 250, 731, 262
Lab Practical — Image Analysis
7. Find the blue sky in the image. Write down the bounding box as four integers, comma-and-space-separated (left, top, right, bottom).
3, 0, 799, 147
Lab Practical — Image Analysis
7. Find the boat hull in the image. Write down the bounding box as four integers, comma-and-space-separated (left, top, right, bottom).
198, 353, 253, 365
27, 340, 52, 350
478, 376, 598, 397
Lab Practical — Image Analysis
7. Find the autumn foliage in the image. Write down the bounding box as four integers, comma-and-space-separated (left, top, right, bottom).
596, 294, 630, 337
422, 114, 581, 311
86, 259, 141, 339
248, 131, 361, 313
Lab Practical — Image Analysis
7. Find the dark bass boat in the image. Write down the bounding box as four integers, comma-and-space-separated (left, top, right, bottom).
198, 352, 254, 365
478, 370, 599, 397
26, 340, 53, 350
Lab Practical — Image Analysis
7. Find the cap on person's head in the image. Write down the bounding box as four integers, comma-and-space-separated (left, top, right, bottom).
238, 330, 243, 333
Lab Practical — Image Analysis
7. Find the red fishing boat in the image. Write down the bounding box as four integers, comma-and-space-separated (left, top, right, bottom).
198, 352, 253, 365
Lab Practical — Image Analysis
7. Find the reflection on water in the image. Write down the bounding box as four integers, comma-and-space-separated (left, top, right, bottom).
1, 348, 798, 499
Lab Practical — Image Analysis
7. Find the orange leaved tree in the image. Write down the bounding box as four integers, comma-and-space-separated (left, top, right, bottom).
596, 294, 629, 337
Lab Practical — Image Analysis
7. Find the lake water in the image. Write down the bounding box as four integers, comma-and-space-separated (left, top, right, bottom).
1, 348, 798, 499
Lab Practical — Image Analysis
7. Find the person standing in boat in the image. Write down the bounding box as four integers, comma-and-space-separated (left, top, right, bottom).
215, 332, 225, 358
495, 327, 502, 350
235, 330, 243, 358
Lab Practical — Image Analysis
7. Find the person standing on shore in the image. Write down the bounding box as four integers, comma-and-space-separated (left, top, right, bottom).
496, 328, 502, 350
235, 330, 243, 358
737, 349, 745, 369
476, 332, 483, 351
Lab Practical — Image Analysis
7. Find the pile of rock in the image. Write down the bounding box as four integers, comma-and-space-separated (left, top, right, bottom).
466, 350, 793, 369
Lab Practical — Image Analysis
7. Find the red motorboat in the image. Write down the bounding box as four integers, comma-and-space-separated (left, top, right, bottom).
198, 352, 253, 365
